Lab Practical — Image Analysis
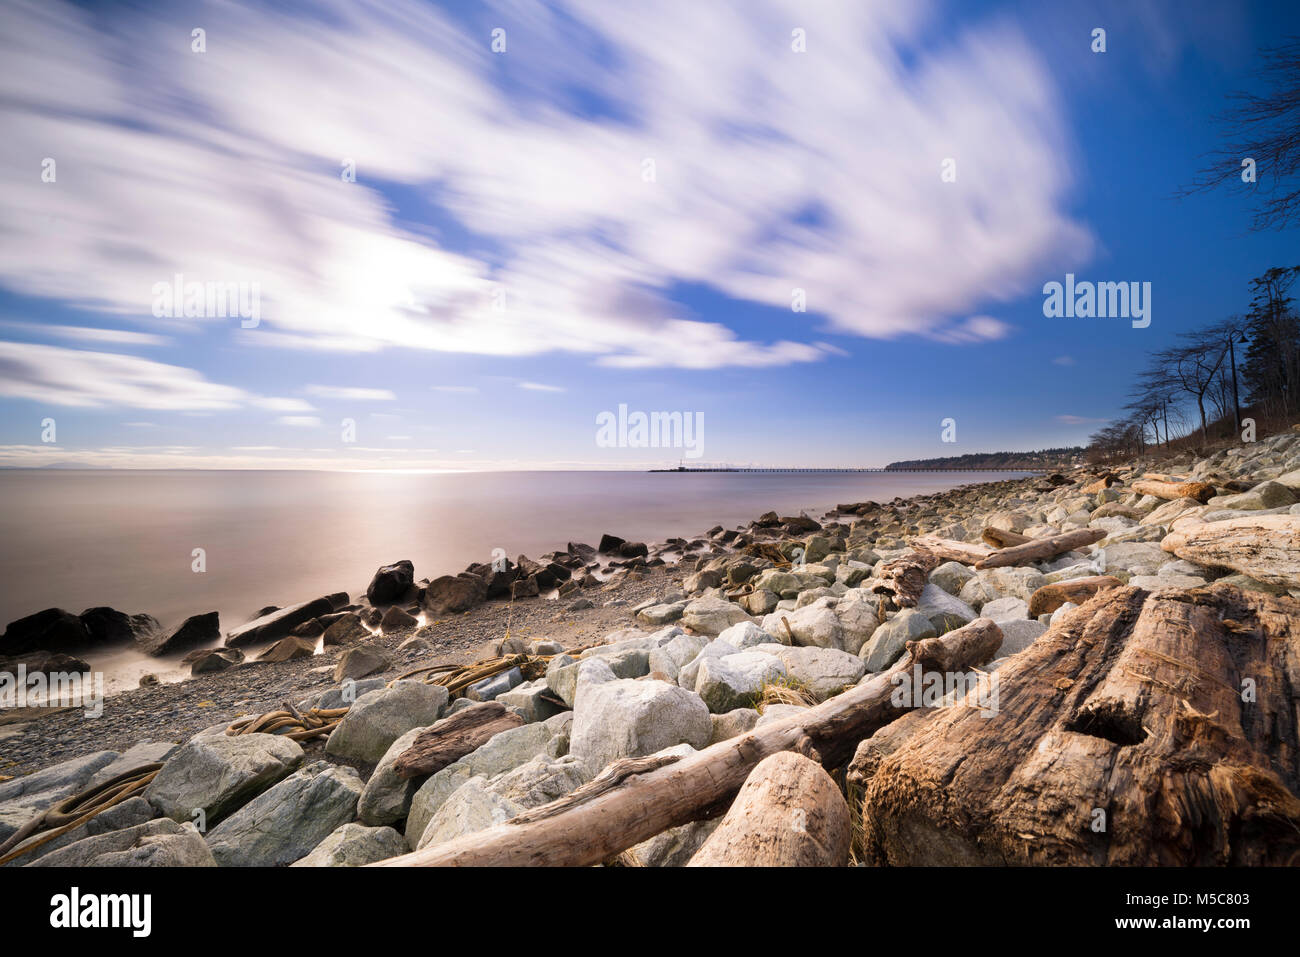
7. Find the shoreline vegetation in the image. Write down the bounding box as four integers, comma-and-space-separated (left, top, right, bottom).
1, 427, 1298, 866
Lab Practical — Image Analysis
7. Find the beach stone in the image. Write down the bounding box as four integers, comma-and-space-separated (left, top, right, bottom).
404, 719, 558, 845
929, 561, 975, 596
87, 742, 182, 790
380, 605, 419, 633
188, 647, 244, 674
548, 656, 615, 708
326, 680, 448, 762
225, 597, 335, 648
717, 621, 778, 651
292, 822, 408, 867
0, 608, 90, 656
992, 618, 1048, 659
496, 678, 563, 722
145, 733, 303, 825
636, 602, 686, 626
860, 609, 935, 672
422, 574, 487, 615
980, 567, 1048, 602
680, 595, 750, 635
980, 596, 1030, 622
677, 638, 737, 691
146, 611, 220, 656
531, 640, 565, 655
755, 703, 808, 727
367, 560, 415, 605
647, 633, 709, 684
914, 583, 977, 633
30, 818, 215, 867
1214, 481, 1296, 510
357, 726, 427, 825
709, 707, 760, 744
958, 576, 1000, 610
416, 777, 520, 850
832, 592, 883, 655
2, 795, 155, 867
487, 754, 591, 809
322, 613, 369, 646
752, 570, 803, 599
696, 651, 787, 713
333, 646, 391, 682
738, 588, 780, 616
570, 678, 711, 775
1099, 541, 1168, 576
628, 818, 722, 867
307, 677, 387, 711
206, 760, 363, 867
257, 635, 316, 663
1130, 574, 1208, 590
752, 643, 866, 698
762, 600, 843, 650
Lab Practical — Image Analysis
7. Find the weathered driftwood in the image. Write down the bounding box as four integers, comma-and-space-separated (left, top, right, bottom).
908, 536, 993, 567
393, 702, 525, 779
1161, 515, 1300, 590
375, 618, 1004, 867
1132, 478, 1216, 504
866, 552, 941, 608
974, 528, 1106, 570
857, 583, 1300, 865
687, 752, 850, 866
981, 526, 1031, 549
1081, 475, 1115, 494
1027, 575, 1123, 617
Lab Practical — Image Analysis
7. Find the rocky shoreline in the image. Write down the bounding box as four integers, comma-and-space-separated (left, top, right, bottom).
2, 431, 1299, 866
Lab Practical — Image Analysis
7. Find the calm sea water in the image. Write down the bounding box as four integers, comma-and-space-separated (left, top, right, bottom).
0, 469, 1026, 688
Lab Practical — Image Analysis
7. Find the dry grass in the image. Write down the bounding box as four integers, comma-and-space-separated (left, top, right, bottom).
753, 676, 818, 713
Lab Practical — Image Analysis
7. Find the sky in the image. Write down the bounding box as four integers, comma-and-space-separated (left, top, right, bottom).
0, 0, 1298, 470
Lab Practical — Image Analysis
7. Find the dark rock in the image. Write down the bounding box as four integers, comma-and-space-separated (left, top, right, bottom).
512, 576, 540, 599
598, 534, 627, 554
325, 591, 350, 610
753, 511, 781, 528
0, 650, 90, 676
138, 674, 159, 687
360, 607, 383, 628
366, 561, 415, 606
290, 618, 325, 638
323, 613, 370, 646
142, 611, 220, 656
185, 647, 245, 674
250, 605, 280, 621
78, 607, 135, 645
466, 560, 517, 599
379, 605, 419, 633
257, 636, 317, 663
334, 646, 391, 682
422, 574, 486, 615
1, 608, 90, 655
225, 597, 336, 648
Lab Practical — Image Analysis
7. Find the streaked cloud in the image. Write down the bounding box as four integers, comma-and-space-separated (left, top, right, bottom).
304, 386, 397, 401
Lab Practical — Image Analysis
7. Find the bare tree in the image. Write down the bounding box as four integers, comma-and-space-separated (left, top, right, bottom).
1180, 40, 1300, 230
1158, 332, 1228, 443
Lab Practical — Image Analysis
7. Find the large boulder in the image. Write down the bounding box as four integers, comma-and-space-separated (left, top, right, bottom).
292, 822, 408, 867
143, 611, 220, 656
569, 678, 711, 774
1, 608, 89, 655
762, 600, 843, 650
752, 643, 866, 698
695, 651, 787, 713
144, 733, 304, 825
225, 597, 336, 648
325, 680, 448, 763
0, 750, 119, 844
333, 646, 391, 682
914, 584, 977, 633
860, 609, 935, 671
416, 777, 521, 850
30, 819, 216, 867
78, 607, 142, 646
205, 760, 363, 866
366, 560, 415, 605
680, 595, 750, 635
357, 726, 428, 826
422, 575, 487, 616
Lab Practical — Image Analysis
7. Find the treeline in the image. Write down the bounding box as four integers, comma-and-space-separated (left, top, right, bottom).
1087, 266, 1300, 464
885, 448, 1085, 470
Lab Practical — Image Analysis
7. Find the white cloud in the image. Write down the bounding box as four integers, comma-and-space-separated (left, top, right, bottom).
0, 321, 170, 346
254, 397, 316, 412
1056, 414, 1105, 425
0, 341, 247, 409
0, 0, 1090, 371
518, 381, 565, 393
276, 415, 322, 427
305, 386, 397, 401
432, 385, 479, 393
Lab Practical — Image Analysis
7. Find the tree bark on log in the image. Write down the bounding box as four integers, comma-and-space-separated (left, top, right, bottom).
1161, 515, 1300, 590
981, 527, 1031, 549
1027, 576, 1124, 617
1081, 475, 1116, 494
374, 618, 1003, 867
857, 583, 1300, 865
865, 552, 941, 608
687, 752, 851, 866
974, 528, 1106, 570
393, 702, 525, 779
1132, 479, 1217, 503
909, 536, 994, 566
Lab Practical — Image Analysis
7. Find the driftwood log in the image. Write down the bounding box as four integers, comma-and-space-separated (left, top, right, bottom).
856, 583, 1300, 865
1027, 575, 1124, 617
865, 552, 941, 608
981, 527, 1031, 549
375, 618, 1004, 867
974, 528, 1106, 569
909, 536, 994, 567
1132, 479, 1217, 503
393, 702, 525, 779
1081, 475, 1115, 494
687, 752, 850, 866
1161, 515, 1300, 590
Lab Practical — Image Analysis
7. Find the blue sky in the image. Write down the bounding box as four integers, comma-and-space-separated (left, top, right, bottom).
0, 0, 1298, 469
